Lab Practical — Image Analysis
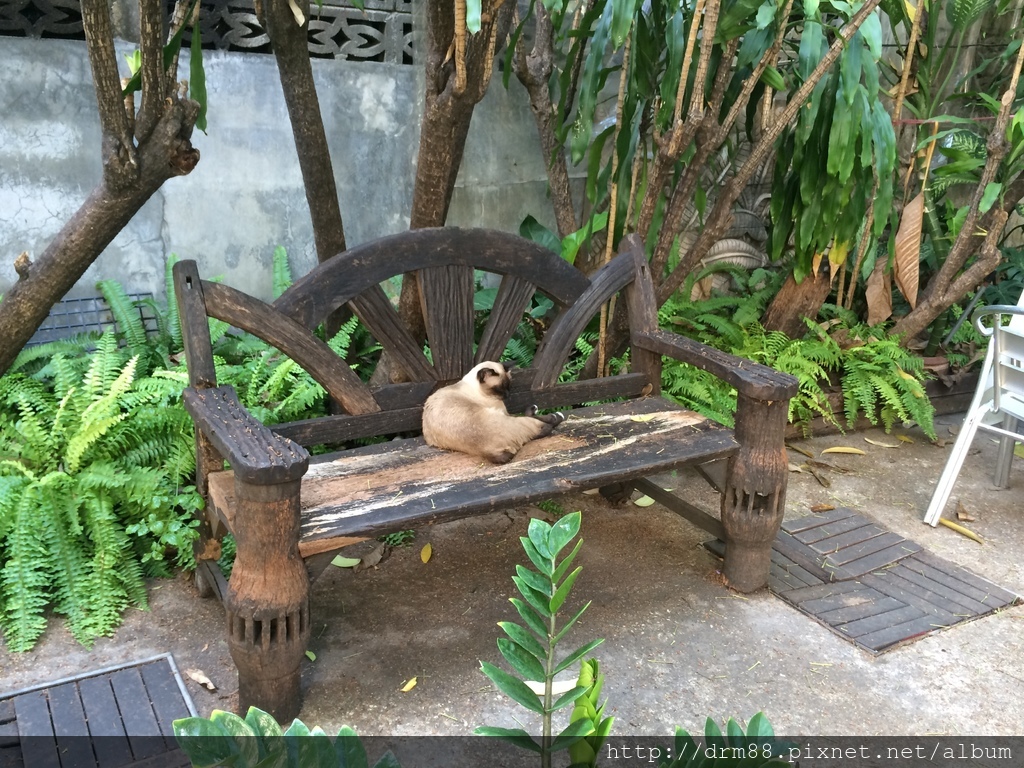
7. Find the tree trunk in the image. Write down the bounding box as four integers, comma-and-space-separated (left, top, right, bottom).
0, 0, 199, 376
375, 0, 514, 384
761, 265, 835, 339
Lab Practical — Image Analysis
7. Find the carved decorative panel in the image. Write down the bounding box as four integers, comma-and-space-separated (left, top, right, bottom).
0, 0, 415, 64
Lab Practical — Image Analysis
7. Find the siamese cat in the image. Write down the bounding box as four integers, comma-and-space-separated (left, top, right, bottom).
422, 361, 565, 464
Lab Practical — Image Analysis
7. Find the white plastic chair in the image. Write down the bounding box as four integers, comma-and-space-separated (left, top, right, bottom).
924, 291, 1024, 525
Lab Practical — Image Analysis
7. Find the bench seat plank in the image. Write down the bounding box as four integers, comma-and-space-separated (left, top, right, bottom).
207, 398, 737, 558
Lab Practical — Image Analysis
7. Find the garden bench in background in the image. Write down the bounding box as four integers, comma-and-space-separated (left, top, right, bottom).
173, 228, 798, 721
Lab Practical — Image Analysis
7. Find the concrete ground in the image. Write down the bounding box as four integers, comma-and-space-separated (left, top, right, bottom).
2, 412, 1022, 741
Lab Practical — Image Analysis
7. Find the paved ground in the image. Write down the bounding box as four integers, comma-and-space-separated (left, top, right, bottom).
1, 412, 1022, 740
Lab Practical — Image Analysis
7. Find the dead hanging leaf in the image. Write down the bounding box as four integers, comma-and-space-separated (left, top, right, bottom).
864, 437, 900, 448
893, 193, 923, 309
186, 669, 217, 692
786, 443, 815, 458
865, 257, 893, 326
420, 543, 432, 563
401, 677, 418, 692
821, 447, 866, 456
955, 501, 976, 523
810, 503, 835, 513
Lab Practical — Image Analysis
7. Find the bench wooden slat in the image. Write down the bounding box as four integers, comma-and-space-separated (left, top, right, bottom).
349, 285, 437, 382
419, 265, 475, 380
202, 281, 381, 415
476, 274, 537, 364
273, 228, 592, 329
207, 398, 737, 558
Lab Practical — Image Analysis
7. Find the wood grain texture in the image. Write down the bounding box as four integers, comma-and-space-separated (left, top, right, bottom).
532, 251, 637, 390
183, 386, 310, 485
201, 280, 381, 415
273, 228, 591, 330
621, 234, 662, 394
172, 260, 217, 389
349, 285, 437, 382
418, 264, 475, 379
476, 274, 537, 364
636, 329, 800, 401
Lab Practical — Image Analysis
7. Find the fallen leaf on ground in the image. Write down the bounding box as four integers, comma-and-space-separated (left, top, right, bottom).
354, 543, 387, 572
524, 679, 578, 695
938, 517, 983, 544
933, 438, 948, 448
331, 555, 362, 568
786, 443, 815, 458
810, 504, 835, 513
804, 464, 831, 488
633, 495, 656, 507
865, 438, 900, 448
955, 501, 976, 522
421, 543, 432, 563
401, 677, 418, 692
807, 459, 853, 474
186, 669, 217, 692
897, 435, 915, 443
305, 651, 316, 662
821, 447, 866, 456
789, 463, 806, 473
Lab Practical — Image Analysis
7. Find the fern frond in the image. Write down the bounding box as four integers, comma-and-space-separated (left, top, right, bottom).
98, 280, 151, 364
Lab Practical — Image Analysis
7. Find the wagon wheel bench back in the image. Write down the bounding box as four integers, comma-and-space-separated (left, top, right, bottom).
173, 228, 798, 722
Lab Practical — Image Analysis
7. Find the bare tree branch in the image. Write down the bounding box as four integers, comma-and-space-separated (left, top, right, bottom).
136, 0, 166, 143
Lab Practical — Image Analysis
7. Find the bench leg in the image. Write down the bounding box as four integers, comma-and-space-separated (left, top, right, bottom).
720, 394, 788, 592
226, 478, 310, 723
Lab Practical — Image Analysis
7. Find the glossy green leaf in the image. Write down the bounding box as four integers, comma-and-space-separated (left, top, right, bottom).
571, 3, 614, 164
551, 717, 595, 751
549, 565, 582, 613
551, 685, 591, 712
244, 707, 283, 739
726, 716, 745, 740
546, 510, 580, 555
510, 597, 549, 639
519, 214, 561, 254
520, 536, 553, 576
755, 0, 776, 28
480, 661, 545, 713
473, 726, 542, 753
610, 0, 640, 48
859, 11, 882, 58
513, 576, 553, 617
499, 621, 548, 660
947, 0, 994, 29
553, 638, 605, 675
980, 182, 1002, 213
466, 0, 482, 34
498, 637, 548, 681
336, 726, 370, 768
561, 211, 609, 264
551, 538, 583, 585
173, 717, 238, 768
552, 600, 592, 644
760, 65, 785, 91
210, 711, 258, 765
190, 18, 208, 132
527, 517, 553, 559
283, 719, 310, 737
515, 564, 553, 596
747, 711, 776, 738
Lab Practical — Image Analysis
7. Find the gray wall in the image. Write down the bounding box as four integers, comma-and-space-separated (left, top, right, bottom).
0, 33, 566, 304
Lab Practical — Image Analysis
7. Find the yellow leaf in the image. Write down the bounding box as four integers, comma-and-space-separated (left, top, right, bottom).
897, 435, 915, 444
421, 543, 432, 563
630, 414, 657, 422
401, 677, 418, 692
821, 447, 866, 455
864, 438, 900, 448
893, 193, 923, 309
904, 0, 916, 22
937, 517, 983, 544
633, 495, 656, 507
828, 241, 850, 269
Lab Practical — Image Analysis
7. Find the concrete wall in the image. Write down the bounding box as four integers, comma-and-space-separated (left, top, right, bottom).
0, 32, 565, 305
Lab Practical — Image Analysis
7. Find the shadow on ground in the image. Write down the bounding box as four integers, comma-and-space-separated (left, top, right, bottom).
2, 413, 1022, 737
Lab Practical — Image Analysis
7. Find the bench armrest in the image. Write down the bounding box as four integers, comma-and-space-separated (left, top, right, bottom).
182, 385, 310, 485
634, 329, 799, 401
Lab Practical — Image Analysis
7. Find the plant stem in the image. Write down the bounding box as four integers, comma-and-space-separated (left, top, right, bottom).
542, 597, 558, 768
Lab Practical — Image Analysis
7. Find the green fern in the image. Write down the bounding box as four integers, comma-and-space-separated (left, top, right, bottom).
273, 245, 293, 299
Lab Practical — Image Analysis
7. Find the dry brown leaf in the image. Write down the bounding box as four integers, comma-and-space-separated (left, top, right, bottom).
354, 543, 387, 572
786, 443, 815, 458
788, 463, 807, 473
805, 464, 831, 488
893, 192, 923, 309
186, 668, 217, 692
810, 503, 835, 513
807, 459, 853, 474
865, 257, 893, 326
955, 501, 976, 522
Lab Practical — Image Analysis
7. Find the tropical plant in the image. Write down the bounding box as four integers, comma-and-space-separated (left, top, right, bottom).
566, 657, 613, 768
173, 707, 401, 768
654, 713, 792, 767
0, 332, 201, 651
475, 511, 602, 767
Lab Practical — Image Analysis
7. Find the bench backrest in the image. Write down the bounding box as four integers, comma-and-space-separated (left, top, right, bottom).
174, 228, 660, 446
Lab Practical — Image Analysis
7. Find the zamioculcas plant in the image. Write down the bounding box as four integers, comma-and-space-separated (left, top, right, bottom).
657, 713, 792, 767
476, 511, 603, 767
567, 657, 613, 768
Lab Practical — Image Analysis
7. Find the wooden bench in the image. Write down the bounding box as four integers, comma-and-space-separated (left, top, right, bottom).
173, 228, 798, 721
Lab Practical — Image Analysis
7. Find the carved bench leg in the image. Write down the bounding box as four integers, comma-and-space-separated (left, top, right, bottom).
720, 394, 788, 593
226, 478, 310, 723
